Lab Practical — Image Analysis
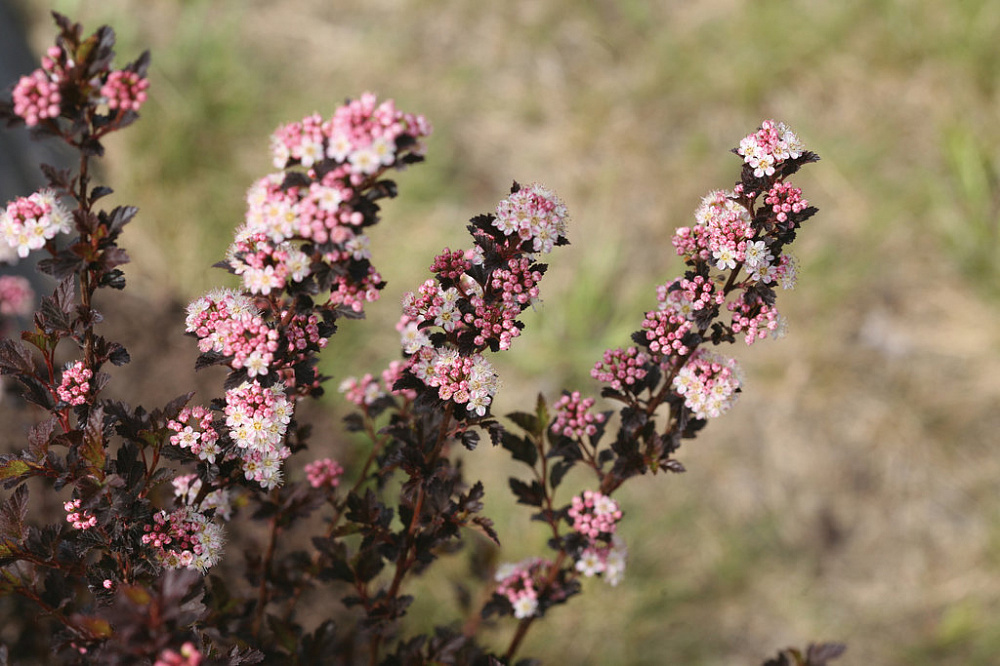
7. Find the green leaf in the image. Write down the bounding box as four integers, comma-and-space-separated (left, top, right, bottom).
0, 458, 36, 482
535, 392, 550, 432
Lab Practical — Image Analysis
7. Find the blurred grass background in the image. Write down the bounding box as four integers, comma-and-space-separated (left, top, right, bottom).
8, 0, 1000, 663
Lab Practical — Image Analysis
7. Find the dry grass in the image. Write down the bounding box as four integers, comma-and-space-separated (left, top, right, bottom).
9, 0, 1000, 663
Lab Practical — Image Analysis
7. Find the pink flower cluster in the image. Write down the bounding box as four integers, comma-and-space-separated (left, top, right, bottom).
494, 557, 552, 619
396, 184, 568, 415
339, 373, 383, 407
63, 498, 97, 530
141, 507, 224, 573
408, 346, 499, 417
100, 69, 149, 112
737, 119, 804, 178
402, 257, 542, 352
642, 275, 727, 359
429, 247, 471, 280
11, 57, 62, 126
305, 458, 345, 489
268, 93, 431, 176
56, 361, 92, 406
237, 95, 429, 314
224, 381, 293, 489
568, 491, 628, 585
568, 490, 622, 541
340, 359, 416, 408
282, 310, 328, 358
168, 405, 221, 464
185, 289, 278, 378
11, 43, 150, 127
765, 182, 809, 225
728, 294, 784, 345
673, 190, 752, 271
0, 275, 33, 316
154, 643, 202, 666
492, 182, 569, 254
469, 257, 544, 350
671, 348, 743, 419
0, 189, 72, 260
227, 230, 311, 296
171, 474, 233, 522
551, 391, 605, 439
591, 346, 650, 392
402, 280, 463, 333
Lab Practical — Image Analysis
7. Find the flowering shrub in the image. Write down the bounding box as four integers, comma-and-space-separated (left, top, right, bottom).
0, 13, 844, 666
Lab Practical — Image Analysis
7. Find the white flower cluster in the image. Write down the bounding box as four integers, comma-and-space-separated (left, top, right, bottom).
408, 346, 500, 416
493, 182, 569, 254
737, 119, 805, 178
671, 349, 743, 420
224, 381, 294, 489
0, 189, 72, 262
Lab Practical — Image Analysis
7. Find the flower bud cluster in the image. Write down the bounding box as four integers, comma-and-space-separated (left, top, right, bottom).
671, 348, 743, 420
0, 275, 33, 316
655, 121, 814, 355
727, 296, 783, 345
11, 69, 61, 126
0, 189, 72, 261
591, 346, 650, 392
167, 405, 221, 464
587, 120, 815, 430
494, 557, 553, 619
551, 391, 605, 439
56, 361, 92, 406
304, 457, 345, 489
642, 275, 727, 358
63, 498, 97, 530
568, 490, 622, 541
99, 69, 149, 111
141, 507, 224, 573
11, 41, 149, 127
765, 182, 809, 225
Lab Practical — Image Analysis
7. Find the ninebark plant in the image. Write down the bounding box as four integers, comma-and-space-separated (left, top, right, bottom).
0, 14, 843, 666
